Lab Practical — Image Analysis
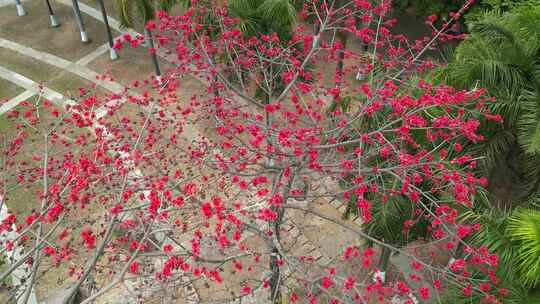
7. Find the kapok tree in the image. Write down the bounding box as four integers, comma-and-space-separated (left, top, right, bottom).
0, 0, 506, 303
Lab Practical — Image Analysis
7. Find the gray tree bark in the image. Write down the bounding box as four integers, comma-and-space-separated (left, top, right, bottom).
144, 28, 162, 80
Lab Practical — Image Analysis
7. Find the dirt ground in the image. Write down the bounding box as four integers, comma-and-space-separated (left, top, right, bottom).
89, 45, 171, 93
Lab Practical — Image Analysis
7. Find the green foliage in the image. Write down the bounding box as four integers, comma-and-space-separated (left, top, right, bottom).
441, 5, 540, 189
115, 0, 177, 28
365, 194, 430, 246
441, 8, 540, 299
461, 205, 517, 272
393, 0, 540, 26
465, 0, 540, 23
508, 208, 540, 287
454, 197, 540, 301
442, 274, 530, 304
393, 0, 464, 17
228, 0, 297, 40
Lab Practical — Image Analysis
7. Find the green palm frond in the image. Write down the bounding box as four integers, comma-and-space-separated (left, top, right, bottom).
135, 0, 156, 23
158, 0, 177, 11
465, 128, 515, 174
487, 89, 522, 124
505, 4, 540, 47
450, 197, 540, 302
229, 0, 259, 12
445, 43, 527, 95
115, 0, 177, 28
522, 154, 540, 194
177, 0, 190, 8
228, 0, 261, 35
228, 0, 297, 38
442, 276, 529, 304
258, 0, 296, 29
476, 61, 526, 96
115, 0, 137, 28
442, 7, 540, 193
472, 18, 520, 51
461, 207, 517, 268
517, 90, 540, 154
508, 208, 540, 287
362, 194, 428, 246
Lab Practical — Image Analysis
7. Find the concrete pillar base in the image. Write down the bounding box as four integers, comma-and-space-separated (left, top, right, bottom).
80, 31, 89, 43
50, 15, 60, 27
110, 48, 118, 60
16, 4, 26, 16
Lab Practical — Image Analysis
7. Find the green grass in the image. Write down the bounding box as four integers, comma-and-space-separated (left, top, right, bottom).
0, 48, 94, 97
0, 259, 14, 304
0, 115, 9, 131
0, 79, 24, 101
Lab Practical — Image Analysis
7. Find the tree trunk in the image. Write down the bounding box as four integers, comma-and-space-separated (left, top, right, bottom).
329, 31, 348, 128
15, 0, 26, 16
447, 242, 464, 268
97, 0, 118, 60
335, 31, 348, 87
45, 0, 60, 27
268, 203, 284, 303
269, 247, 282, 303
71, 0, 89, 42
312, 22, 320, 48
144, 28, 162, 81
374, 246, 391, 283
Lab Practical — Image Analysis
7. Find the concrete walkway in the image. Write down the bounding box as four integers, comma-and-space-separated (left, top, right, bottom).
1, 90, 36, 113
0, 37, 127, 94
0, 65, 75, 114
54, 0, 208, 85
76, 42, 111, 66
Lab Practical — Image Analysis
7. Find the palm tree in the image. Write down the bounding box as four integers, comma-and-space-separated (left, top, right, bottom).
72, 0, 90, 42
45, 0, 60, 27
508, 208, 540, 288
440, 8, 540, 301
339, 147, 432, 284
226, 0, 299, 102
227, 0, 298, 40
96, 0, 118, 60
362, 193, 430, 283
15, 0, 26, 16
441, 5, 540, 198
453, 201, 540, 303
115, 0, 178, 81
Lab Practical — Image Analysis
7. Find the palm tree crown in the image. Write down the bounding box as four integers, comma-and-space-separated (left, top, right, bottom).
441, 5, 540, 195
115, 0, 177, 28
